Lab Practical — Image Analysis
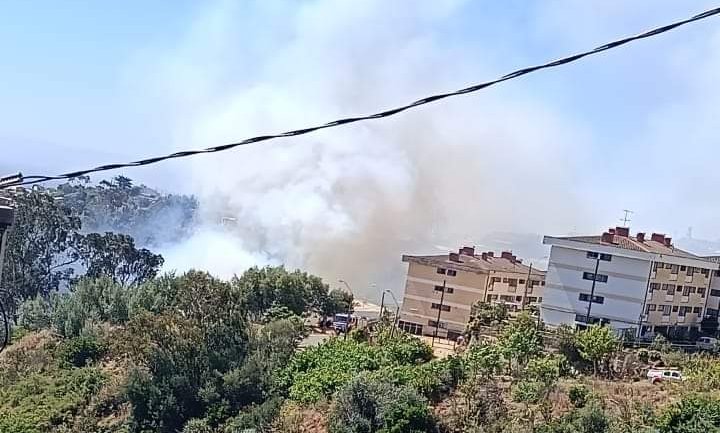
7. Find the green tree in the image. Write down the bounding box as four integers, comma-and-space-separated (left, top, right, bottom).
656, 395, 720, 433
322, 288, 354, 317
463, 342, 502, 380
498, 312, 543, 375
1, 189, 81, 315
328, 375, 436, 433
575, 325, 619, 376
232, 266, 329, 320
76, 232, 163, 286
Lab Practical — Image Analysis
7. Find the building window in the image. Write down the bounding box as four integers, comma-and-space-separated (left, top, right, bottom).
528, 296, 538, 303
682, 286, 691, 296
653, 262, 659, 272
679, 306, 691, 316
587, 251, 611, 261
434, 285, 454, 294
541, 281, 546, 286
676, 285, 683, 293
672, 305, 679, 312
661, 305, 671, 316
583, 272, 608, 283
538, 297, 543, 302
519, 279, 525, 285
579, 293, 604, 304
447, 269, 457, 277
508, 278, 518, 287
680, 265, 686, 271
427, 320, 446, 329
715, 270, 720, 277
399, 321, 423, 335
502, 278, 508, 283
431, 303, 451, 312
646, 304, 657, 313
649, 283, 660, 292
707, 308, 719, 318
711, 289, 720, 297
698, 287, 706, 297
492, 277, 501, 283
516, 296, 522, 302
662, 284, 675, 294
437, 268, 446, 275
530, 279, 540, 287
671, 265, 679, 275
694, 307, 702, 315
688, 266, 695, 276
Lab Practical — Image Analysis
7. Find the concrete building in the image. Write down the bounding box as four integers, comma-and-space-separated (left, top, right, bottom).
398, 246, 546, 339
542, 227, 720, 340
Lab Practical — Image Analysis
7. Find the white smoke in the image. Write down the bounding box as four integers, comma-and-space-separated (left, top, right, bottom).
148, 0, 593, 299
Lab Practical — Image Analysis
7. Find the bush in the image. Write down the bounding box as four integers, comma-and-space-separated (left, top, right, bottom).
651, 334, 672, 353
656, 395, 720, 432
568, 385, 589, 408
539, 403, 611, 433
328, 375, 435, 433
56, 335, 106, 368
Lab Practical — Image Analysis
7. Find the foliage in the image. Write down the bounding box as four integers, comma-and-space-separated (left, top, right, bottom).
56, 175, 197, 248
538, 403, 611, 433
75, 232, 164, 286
233, 266, 330, 320
656, 395, 720, 433
575, 325, 619, 376
651, 334, 672, 353
685, 355, 720, 392
367, 356, 464, 402
463, 342, 502, 379
322, 289, 354, 317
467, 301, 508, 328
328, 375, 435, 433
0, 367, 105, 433
1, 189, 81, 314
373, 325, 433, 365
568, 385, 590, 409
498, 312, 543, 374
444, 378, 507, 433
56, 334, 106, 368
221, 397, 283, 433
554, 324, 584, 366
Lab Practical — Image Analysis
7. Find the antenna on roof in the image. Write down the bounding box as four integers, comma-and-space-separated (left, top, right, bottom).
619, 209, 633, 227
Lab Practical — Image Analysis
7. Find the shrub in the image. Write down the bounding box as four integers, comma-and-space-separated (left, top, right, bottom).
56, 335, 106, 368
328, 375, 435, 433
568, 385, 589, 408
656, 395, 720, 432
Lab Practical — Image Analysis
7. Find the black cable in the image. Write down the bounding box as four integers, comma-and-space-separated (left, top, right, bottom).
4, 6, 720, 189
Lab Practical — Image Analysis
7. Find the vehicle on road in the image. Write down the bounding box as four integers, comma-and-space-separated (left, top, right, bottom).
333, 313, 352, 333
696, 336, 719, 352
647, 368, 684, 384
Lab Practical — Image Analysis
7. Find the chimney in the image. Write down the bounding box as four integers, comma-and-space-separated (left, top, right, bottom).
449, 252, 461, 262
481, 252, 488, 260
609, 228, 616, 234
486, 251, 494, 257
636, 232, 645, 242
501, 251, 513, 260
460, 246, 475, 256
664, 237, 672, 247
615, 226, 629, 237
651, 233, 665, 243
601, 232, 614, 244
511, 255, 517, 263
515, 258, 523, 264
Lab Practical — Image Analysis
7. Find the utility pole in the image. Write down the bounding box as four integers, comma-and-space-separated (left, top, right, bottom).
521, 263, 533, 310
431, 279, 446, 347
585, 257, 601, 326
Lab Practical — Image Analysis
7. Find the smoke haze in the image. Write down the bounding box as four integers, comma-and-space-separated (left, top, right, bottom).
3, 1, 720, 299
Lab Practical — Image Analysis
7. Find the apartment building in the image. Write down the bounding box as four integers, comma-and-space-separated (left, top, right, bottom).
398, 246, 546, 339
542, 227, 720, 340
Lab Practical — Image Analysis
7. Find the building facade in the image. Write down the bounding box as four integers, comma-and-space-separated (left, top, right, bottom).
542, 227, 720, 339
399, 246, 545, 339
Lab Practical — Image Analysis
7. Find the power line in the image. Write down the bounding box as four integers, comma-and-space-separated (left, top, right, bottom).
3, 6, 720, 189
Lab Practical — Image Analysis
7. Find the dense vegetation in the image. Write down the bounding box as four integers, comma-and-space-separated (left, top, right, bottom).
2, 177, 720, 432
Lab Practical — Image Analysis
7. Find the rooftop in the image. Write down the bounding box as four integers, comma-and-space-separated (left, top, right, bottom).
547, 227, 701, 260
402, 246, 545, 276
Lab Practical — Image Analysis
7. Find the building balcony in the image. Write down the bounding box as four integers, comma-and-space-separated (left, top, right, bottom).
669, 274, 678, 281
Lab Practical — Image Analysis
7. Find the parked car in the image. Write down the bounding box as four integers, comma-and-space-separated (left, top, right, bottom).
696, 336, 719, 352
647, 368, 684, 384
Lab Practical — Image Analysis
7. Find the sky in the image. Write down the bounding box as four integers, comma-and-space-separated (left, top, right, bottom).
2, 1, 720, 298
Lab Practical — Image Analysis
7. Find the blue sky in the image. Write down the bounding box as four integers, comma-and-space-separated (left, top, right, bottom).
2, 1, 720, 288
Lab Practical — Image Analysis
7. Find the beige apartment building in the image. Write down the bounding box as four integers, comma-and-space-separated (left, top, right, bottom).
398, 246, 546, 339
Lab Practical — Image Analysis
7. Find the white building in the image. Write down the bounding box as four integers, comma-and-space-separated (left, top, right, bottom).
542, 227, 720, 339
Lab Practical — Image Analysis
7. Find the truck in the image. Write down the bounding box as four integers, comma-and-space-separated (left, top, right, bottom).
333, 313, 352, 333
